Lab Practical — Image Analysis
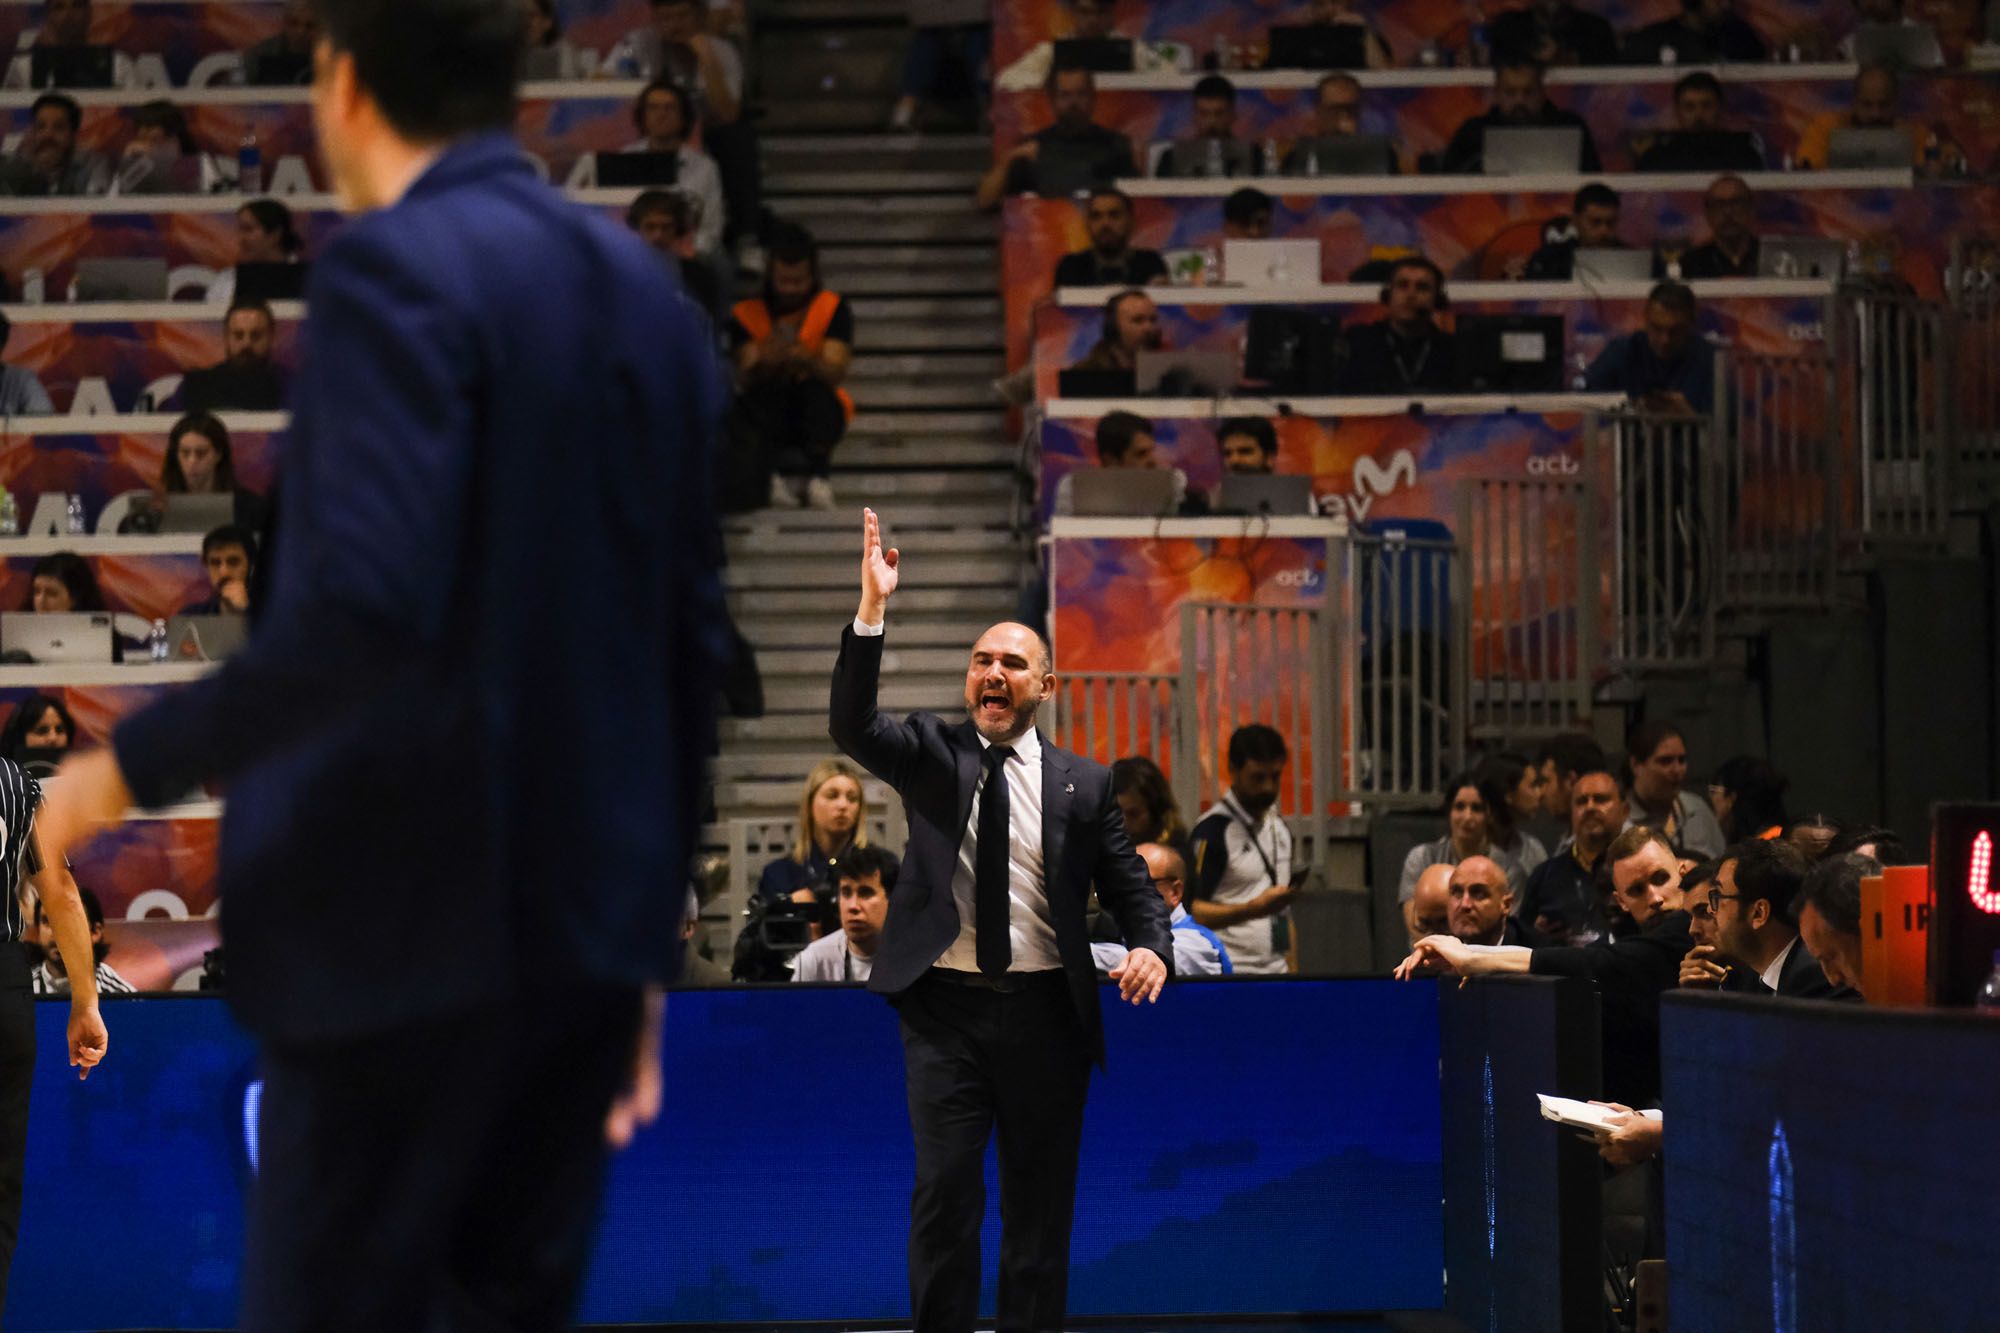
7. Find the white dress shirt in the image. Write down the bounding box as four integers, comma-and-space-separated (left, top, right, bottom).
853, 617, 1061, 972
1760, 935, 1799, 993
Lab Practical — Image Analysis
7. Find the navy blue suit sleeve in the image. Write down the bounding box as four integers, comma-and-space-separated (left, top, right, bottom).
827, 626, 922, 793
1188, 813, 1229, 901
1088, 777, 1173, 974
114, 224, 479, 805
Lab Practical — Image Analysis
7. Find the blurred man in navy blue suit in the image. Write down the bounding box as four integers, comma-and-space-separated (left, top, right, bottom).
35, 0, 726, 1327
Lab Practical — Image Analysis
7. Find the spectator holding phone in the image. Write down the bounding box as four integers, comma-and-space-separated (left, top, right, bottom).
1187, 724, 1298, 974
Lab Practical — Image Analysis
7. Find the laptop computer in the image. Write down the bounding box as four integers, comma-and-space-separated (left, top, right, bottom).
1223, 238, 1321, 287
1483, 126, 1583, 176
167, 614, 248, 662
1057, 366, 1137, 398
1634, 129, 1764, 172
1757, 237, 1847, 280
158, 493, 235, 534
74, 258, 169, 302
0, 612, 115, 665
29, 45, 115, 89
232, 262, 308, 304
1067, 468, 1177, 517
1571, 248, 1658, 285
1850, 21, 1943, 70
594, 151, 680, 188
1455, 313, 1566, 393
1135, 348, 1238, 397
1826, 126, 1911, 170
1217, 474, 1314, 516
1283, 134, 1394, 177
1264, 24, 1368, 70
1051, 37, 1134, 72
1158, 137, 1256, 180
1245, 308, 1339, 393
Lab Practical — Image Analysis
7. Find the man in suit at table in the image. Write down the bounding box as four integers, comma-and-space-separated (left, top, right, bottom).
33, 0, 726, 1328
830, 508, 1172, 1333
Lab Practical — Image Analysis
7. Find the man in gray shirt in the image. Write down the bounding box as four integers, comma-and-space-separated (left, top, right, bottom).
0, 93, 109, 197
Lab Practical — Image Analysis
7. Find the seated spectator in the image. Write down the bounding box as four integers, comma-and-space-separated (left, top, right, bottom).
1535, 732, 1606, 832
209, 199, 308, 309
23, 551, 105, 614
1398, 825, 1693, 1107
178, 524, 256, 618
161, 410, 270, 532
520, 0, 580, 81
994, 0, 1124, 93
1838, 0, 1944, 68
1054, 188, 1168, 288
1636, 73, 1766, 173
1188, 724, 1297, 974
0, 310, 54, 416
0, 693, 74, 776
1792, 851, 1875, 997
1054, 410, 1191, 514
1222, 186, 1274, 240
241, 0, 318, 86
675, 887, 733, 986
29, 887, 133, 997
1708, 755, 1787, 842
1070, 288, 1161, 375
790, 844, 898, 982
1700, 840, 1851, 998
889, 0, 989, 132
1522, 182, 1626, 280
627, 189, 724, 325
1155, 75, 1262, 178
1519, 765, 1630, 943
1440, 58, 1602, 175
1488, 0, 1619, 66
1109, 753, 1192, 865
113, 100, 230, 195
976, 64, 1137, 209
1449, 856, 1546, 947
728, 224, 854, 510
1584, 281, 1715, 416
1399, 770, 1529, 903
1624, 0, 1769, 64
1283, 73, 1398, 175
1405, 862, 1453, 946
606, 0, 743, 127
1218, 415, 1279, 476
1477, 751, 1550, 877
1675, 175, 1759, 280
0, 92, 109, 196
1093, 841, 1232, 977
1796, 65, 1960, 172
180, 301, 287, 413
3, 0, 134, 90
1335, 256, 1458, 396
1284, 0, 1394, 68
758, 758, 868, 901
623, 79, 726, 261
1619, 719, 1725, 858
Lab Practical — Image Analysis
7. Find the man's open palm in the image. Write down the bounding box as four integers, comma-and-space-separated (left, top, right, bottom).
861, 507, 899, 609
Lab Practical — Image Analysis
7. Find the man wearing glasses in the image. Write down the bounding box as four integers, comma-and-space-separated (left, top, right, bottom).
1679, 840, 1851, 999
1094, 842, 1233, 978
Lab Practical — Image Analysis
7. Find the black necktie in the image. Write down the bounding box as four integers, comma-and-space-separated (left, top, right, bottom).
976, 744, 1014, 978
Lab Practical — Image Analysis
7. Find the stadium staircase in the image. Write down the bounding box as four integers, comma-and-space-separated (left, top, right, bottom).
701, 0, 1029, 926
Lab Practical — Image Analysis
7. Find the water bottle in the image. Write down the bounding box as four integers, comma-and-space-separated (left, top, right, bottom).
1418, 41, 1441, 68
1209, 32, 1230, 70
1205, 136, 1225, 178
1261, 135, 1279, 178
148, 618, 169, 664
64, 494, 84, 535
1978, 950, 2000, 1010
0, 490, 17, 537
20, 267, 43, 304
1305, 144, 1321, 177
238, 128, 263, 195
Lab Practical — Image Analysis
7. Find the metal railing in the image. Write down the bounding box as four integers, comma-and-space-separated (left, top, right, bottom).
1456, 475, 1597, 741
1046, 671, 1179, 774
722, 804, 907, 939
1720, 349, 1842, 608
1592, 409, 1719, 669
1946, 239, 2000, 488
1328, 526, 1464, 805
1836, 286, 1952, 546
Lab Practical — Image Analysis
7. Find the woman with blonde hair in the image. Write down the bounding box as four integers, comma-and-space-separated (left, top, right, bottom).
758, 758, 868, 900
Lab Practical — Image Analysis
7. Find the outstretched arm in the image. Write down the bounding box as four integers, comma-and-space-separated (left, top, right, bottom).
829, 509, 920, 790
32, 859, 106, 1079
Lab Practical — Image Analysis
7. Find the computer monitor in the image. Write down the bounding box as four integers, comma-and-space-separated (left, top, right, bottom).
1050, 37, 1134, 72
0, 613, 115, 665
232, 262, 308, 304
1057, 367, 1137, 399
1134, 348, 1238, 398
1217, 474, 1314, 516
1757, 237, 1847, 280
1850, 20, 1944, 70
1283, 134, 1396, 177
1264, 24, 1368, 70
1570, 248, 1657, 285
1222, 238, 1321, 287
29, 45, 115, 89
1455, 314, 1566, 393
1067, 468, 1178, 516
158, 493, 236, 534
594, 151, 680, 188
1825, 126, 1911, 170
1482, 126, 1584, 176
74, 258, 169, 303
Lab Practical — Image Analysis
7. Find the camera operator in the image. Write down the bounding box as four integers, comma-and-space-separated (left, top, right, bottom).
790, 845, 898, 983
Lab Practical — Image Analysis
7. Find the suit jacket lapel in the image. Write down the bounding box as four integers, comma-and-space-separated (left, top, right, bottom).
1042, 743, 1072, 905
952, 721, 983, 843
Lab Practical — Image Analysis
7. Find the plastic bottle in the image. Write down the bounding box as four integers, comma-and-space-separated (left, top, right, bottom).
238, 128, 263, 195
20, 268, 42, 304
1206, 136, 1225, 177
1261, 136, 1279, 177
1978, 950, 2000, 1010
0, 490, 17, 537
148, 618, 170, 664
64, 493, 84, 536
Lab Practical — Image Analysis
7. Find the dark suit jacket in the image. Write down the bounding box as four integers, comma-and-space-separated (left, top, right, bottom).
1724, 935, 1859, 1002
1531, 909, 1694, 1107
829, 626, 1172, 1064
115, 134, 727, 1044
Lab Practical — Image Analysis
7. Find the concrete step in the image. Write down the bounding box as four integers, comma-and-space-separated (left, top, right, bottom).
728, 527, 1020, 559
715, 776, 895, 811
726, 500, 1011, 534
821, 245, 998, 269
845, 352, 1005, 379
721, 713, 840, 745
763, 132, 990, 156
757, 33, 903, 105
830, 467, 1017, 495
730, 585, 1016, 615
848, 409, 1008, 437
758, 645, 974, 676
760, 681, 964, 713
858, 321, 1003, 352
726, 552, 1020, 589
839, 439, 1016, 469
844, 380, 997, 408
847, 296, 1000, 323
767, 168, 984, 195
736, 616, 994, 648
711, 750, 864, 780
797, 215, 995, 245
824, 267, 995, 297
767, 194, 979, 218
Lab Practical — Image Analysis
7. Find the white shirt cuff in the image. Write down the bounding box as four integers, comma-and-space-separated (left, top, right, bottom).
852, 616, 884, 637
